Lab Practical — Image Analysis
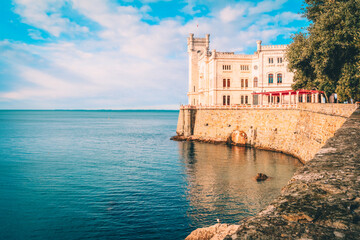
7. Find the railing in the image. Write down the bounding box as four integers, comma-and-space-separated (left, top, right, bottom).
180, 104, 298, 110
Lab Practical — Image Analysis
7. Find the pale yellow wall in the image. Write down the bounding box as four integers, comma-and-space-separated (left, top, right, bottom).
188, 34, 295, 106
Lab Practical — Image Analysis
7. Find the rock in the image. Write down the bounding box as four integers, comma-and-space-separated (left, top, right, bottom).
255, 173, 268, 181
185, 224, 240, 240
170, 135, 187, 141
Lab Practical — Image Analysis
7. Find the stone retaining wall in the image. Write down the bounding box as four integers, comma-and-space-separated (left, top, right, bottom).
176, 103, 358, 163
185, 106, 360, 239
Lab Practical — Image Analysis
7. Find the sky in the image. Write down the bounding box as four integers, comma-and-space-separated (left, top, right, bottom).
0, 0, 308, 109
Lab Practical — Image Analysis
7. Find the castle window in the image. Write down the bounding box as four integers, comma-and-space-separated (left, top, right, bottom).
227, 95, 230, 105
277, 57, 283, 63
268, 74, 274, 84
253, 77, 258, 87
222, 65, 231, 71
223, 95, 226, 105
241, 95, 244, 104
241, 79, 244, 88
223, 79, 230, 88
194, 86, 195, 92
245, 96, 248, 104
277, 73, 282, 84
245, 79, 248, 88
268, 58, 274, 64
240, 65, 249, 71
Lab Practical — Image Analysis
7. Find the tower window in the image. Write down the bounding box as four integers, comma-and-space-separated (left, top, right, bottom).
222, 65, 231, 71
253, 77, 258, 87
277, 57, 283, 63
268, 58, 274, 64
223, 79, 230, 88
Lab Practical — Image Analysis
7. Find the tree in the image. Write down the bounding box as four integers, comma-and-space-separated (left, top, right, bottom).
286, 0, 360, 102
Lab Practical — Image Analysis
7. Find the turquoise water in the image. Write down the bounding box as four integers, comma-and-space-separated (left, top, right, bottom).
0, 110, 301, 239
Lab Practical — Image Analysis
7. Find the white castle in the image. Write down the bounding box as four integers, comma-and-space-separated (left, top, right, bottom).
187, 33, 295, 106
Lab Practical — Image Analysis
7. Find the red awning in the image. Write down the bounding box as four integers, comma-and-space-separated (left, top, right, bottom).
252, 89, 324, 96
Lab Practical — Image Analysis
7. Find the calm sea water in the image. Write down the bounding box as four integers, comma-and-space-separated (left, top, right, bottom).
0, 110, 301, 239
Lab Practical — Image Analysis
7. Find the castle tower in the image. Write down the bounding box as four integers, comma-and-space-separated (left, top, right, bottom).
187, 33, 210, 105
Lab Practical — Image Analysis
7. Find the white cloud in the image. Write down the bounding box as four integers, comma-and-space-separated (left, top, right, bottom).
219, 6, 245, 23
13, 0, 89, 37
0, 0, 307, 109
249, 0, 287, 15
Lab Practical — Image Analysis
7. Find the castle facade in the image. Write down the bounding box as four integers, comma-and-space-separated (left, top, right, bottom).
187, 34, 294, 106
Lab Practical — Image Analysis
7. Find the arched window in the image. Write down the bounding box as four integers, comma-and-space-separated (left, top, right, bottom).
223, 95, 226, 105
227, 79, 230, 88
277, 73, 282, 84
245, 79, 248, 88
253, 77, 258, 87
268, 74, 273, 84
223, 79, 226, 88
241, 79, 244, 88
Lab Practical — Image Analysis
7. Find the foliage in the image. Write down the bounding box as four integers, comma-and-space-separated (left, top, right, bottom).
286, 0, 360, 102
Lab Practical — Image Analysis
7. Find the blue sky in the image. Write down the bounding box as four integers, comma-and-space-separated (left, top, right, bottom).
0, 0, 308, 109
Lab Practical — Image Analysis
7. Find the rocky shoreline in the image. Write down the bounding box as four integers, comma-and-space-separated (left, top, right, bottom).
178, 107, 360, 239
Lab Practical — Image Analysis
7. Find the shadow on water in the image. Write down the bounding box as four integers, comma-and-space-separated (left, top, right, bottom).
177, 141, 302, 228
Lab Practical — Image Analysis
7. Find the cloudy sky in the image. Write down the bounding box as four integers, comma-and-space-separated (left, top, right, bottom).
0, 0, 308, 109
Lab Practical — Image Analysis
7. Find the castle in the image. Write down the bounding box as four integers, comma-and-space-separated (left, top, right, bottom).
187, 34, 295, 106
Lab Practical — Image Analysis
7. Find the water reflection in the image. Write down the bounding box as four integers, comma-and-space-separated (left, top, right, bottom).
178, 141, 302, 228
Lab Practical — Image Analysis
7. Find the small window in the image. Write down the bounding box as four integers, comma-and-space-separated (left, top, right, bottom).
268, 74, 273, 84
253, 77, 258, 87
222, 65, 231, 71
245, 79, 248, 88
268, 58, 274, 64
241, 95, 244, 104
240, 65, 249, 71
241, 79, 244, 88
245, 96, 248, 104
223, 79, 226, 88
223, 95, 226, 105
277, 57, 283, 63
227, 79, 230, 88
227, 95, 230, 105
194, 86, 195, 92
277, 73, 282, 84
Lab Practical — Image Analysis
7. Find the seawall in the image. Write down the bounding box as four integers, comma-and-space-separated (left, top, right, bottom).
175, 103, 357, 163
185, 106, 360, 239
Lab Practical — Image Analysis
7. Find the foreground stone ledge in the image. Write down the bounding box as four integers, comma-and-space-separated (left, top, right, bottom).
185, 107, 360, 239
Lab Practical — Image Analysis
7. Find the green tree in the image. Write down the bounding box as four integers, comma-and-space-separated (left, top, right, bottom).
286, 0, 360, 102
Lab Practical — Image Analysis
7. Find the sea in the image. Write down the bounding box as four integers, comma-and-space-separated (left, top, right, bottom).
0, 110, 302, 239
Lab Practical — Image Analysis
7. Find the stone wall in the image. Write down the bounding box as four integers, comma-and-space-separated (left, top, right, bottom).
176, 103, 358, 163
186, 106, 360, 240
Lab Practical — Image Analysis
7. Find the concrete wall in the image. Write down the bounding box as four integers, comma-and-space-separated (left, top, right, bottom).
176, 103, 358, 162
